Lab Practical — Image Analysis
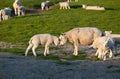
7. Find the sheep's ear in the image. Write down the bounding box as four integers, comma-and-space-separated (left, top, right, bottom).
61, 33, 65, 35
104, 31, 108, 33
105, 31, 112, 34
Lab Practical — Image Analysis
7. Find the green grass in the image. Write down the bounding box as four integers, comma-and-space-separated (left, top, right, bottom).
0, 0, 120, 44
0, 0, 120, 60
0, 48, 24, 55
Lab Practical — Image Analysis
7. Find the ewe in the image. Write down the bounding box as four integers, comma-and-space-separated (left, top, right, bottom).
25, 34, 59, 56
91, 36, 115, 60
59, 27, 102, 56
82, 4, 105, 10
59, 2, 70, 9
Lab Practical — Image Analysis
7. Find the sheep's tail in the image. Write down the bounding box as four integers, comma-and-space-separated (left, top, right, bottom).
29, 38, 33, 45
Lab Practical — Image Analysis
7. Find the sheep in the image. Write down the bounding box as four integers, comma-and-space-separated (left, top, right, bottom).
67, 0, 78, 2
91, 36, 115, 60
0, 10, 2, 21
82, 4, 105, 10
13, 0, 22, 15
41, 1, 51, 11
18, 6, 26, 16
0, 8, 12, 21
59, 27, 102, 56
25, 34, 59, 56
104, 31, 120, 44
59, 2, 70, 9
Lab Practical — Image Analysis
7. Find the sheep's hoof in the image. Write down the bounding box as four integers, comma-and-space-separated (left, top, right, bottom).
73, 53, 78, 56
25, 54, 27, 56
33, 54, 37, 57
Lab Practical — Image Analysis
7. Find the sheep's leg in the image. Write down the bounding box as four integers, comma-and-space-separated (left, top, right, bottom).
103, 55, 107, 61
25, 44, 33, 56
22, 11, 25, 16
14, 8, 17, 15
42, 6, 44, 10
32, 44, 38, 57
44, 44, 50, 56
60, 6, 62, 9
18, 10, 21, 16
2, 15, 5, 20
98, 49, 103, 59
14, 8, 16, 15
44, 47, 47, 56
95, 49, 99, 56
73, 42, 78, 56
46, 46, 50, 55
68, 6, 70, 9
45, 6, 49, 10
109, 49, 113, 58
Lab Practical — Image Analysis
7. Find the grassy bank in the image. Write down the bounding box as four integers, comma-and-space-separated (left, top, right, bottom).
0, 0, 120, 45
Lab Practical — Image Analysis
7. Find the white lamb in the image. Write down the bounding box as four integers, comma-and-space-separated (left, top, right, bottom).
91, 36, 115, 60
41, 1, 51, 11
0, 10, 2, 21
18, 6, 26, 16
25, 34, 59, 56
105, 31, 120, 44
67, 0, 78, 2
82, 4, 105, 10
13, 0, 22, 15
59, 2, 70, 9
0, 8, 12, 21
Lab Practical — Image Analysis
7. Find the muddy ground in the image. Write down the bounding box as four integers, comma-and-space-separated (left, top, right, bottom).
0, 44, 120, 79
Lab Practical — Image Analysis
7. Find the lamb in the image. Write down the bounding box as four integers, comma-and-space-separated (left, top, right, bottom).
59, 27, 102, 56
59, 2, 70, 9
18, 6, 26, 16
41, 1, 51, 11
104, 31, 120, 44
90, 36, 115, 60
67, 0, 78, 2
25, 34, 59, 56
82, 4, 105, 10
0, 8, 12, 21
0, 10, 2, 21
13, 0, 22, 15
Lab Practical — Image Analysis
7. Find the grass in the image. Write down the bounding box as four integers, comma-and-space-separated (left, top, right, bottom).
0, 48, 24, 55
0, 0, 120, 60
0, 0, 120, 44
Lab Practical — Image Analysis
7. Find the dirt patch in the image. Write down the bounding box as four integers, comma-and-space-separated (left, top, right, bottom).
0, 43, 120, 79
0, 52, 120, 79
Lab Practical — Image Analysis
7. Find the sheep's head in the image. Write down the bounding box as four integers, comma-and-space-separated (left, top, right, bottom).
58, 33, 67, 46
82, 4, 86, 8
104, 31, 112, 36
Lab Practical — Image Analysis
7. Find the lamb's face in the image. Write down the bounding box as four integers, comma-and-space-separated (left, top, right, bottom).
59, 34, 67, 45
82, 4, 86, 8
104, 31, 112, 36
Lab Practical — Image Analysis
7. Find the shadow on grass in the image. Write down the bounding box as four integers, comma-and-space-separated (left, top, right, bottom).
70, 5, 82, 9
105, 8, 116, 10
